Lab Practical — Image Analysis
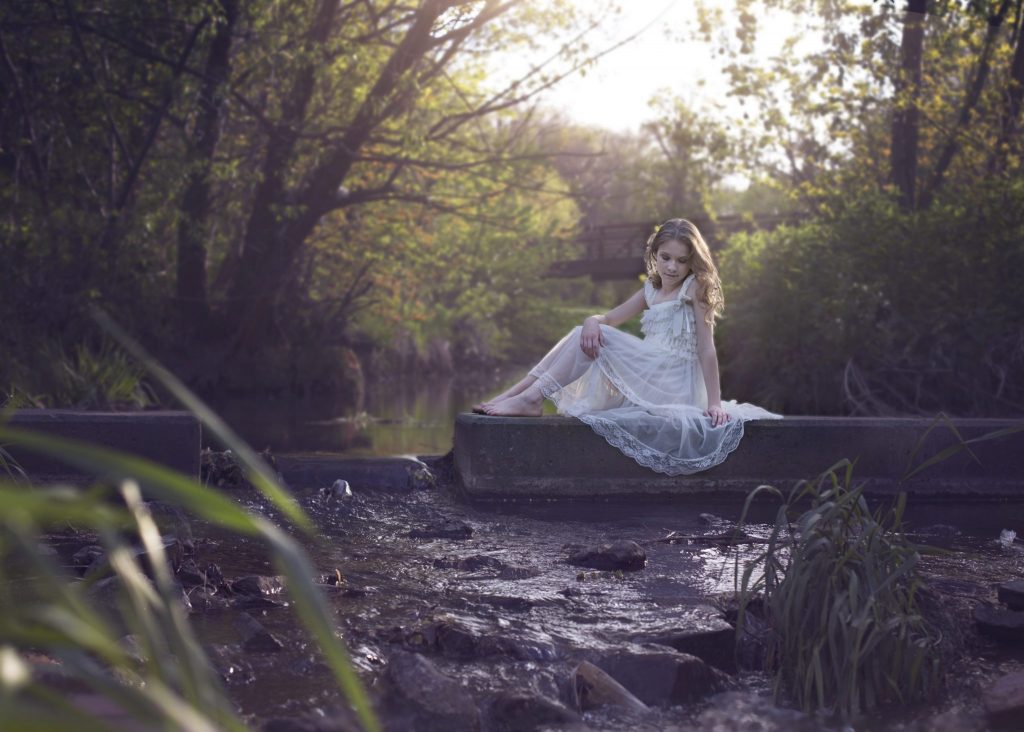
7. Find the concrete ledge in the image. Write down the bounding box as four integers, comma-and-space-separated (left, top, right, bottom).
4, 410, 201, 480
454, 414, 1024, 500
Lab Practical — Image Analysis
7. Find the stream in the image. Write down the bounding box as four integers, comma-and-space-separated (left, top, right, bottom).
172, 473, 1024, 732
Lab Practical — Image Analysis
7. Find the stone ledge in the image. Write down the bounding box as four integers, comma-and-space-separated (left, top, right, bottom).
454, 414, 1024, 500
4, 409, 201, 480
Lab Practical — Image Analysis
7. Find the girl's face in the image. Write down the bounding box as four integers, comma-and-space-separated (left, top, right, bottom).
655, 239, 692, 286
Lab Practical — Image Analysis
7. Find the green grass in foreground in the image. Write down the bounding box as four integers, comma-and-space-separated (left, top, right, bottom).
0, 308, 380, 731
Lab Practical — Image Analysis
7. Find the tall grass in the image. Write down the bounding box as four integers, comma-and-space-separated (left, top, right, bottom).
4, 339, 156, 410
0, 309, 380, 731
734, 460, 943, 721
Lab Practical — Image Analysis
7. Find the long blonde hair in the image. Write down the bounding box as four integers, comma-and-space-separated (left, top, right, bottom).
644, 218, 724, 327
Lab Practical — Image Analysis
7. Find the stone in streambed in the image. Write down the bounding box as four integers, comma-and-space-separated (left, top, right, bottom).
231, 575, 286, 608
630, 606, 737, 673
236, 612, 284, 653
985, 671, 1024, 729
485, 692, 580, 731
567, 540, 646, 571
231, 575, 285, 597
409, 518, 473, 540
404, 616, 556, 662
997, 580, 1024, 611
975, 604, 1024, 642
590, 647, 729, 707
572, 660, 649, 713
386, 650, 481, 731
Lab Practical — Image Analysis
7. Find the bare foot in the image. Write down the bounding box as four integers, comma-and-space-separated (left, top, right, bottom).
482, 391, 543, 417
474, 375, 541, 414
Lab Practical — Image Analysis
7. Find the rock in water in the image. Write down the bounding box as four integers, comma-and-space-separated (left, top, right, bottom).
975, 605, 1024, 643
486, 693, 580, 731
408, 518, 473, 540
567, 540, 646, 571
984, 671, 1024, 729
320, 479, 353, 503
997, 580, 1024, 611
630, 607, 738, 673
235, 612, 284, 653
590, 647, 729, 706
572, 660, 649, 712
386, 650, 481, 730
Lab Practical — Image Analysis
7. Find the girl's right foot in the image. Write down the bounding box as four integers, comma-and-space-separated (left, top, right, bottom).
472, 378, 536, 413
481, 391, 543, 417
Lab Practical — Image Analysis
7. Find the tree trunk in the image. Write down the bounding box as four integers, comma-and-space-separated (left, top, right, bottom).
890, 0, 928, 211
920, 0, 1010, 208
989, 0, 1024, 174
226, 0, 447, 349
176, 0, 238, 327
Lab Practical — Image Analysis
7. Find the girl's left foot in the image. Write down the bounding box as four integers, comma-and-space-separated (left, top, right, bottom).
482, 391, 543, 417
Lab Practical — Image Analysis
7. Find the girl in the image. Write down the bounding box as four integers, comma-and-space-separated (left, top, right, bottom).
473, 218, 781, 475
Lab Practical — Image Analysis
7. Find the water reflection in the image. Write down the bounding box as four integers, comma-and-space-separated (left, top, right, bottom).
207, 371, 514, 455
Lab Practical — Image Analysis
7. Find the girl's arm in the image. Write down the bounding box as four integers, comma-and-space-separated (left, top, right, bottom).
692, 291, 731, 427
580, 288, 646, 358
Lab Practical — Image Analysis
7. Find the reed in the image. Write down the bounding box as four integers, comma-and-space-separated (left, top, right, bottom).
734, 460, 942, 721
0, 311, 380, 731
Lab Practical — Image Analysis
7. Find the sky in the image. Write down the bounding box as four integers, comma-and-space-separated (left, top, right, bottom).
525, 0, 810, 133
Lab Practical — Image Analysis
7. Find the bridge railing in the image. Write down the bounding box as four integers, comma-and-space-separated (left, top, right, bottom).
547, 213, 806, 280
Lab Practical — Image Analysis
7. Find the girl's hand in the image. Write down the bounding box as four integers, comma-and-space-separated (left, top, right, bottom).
704, 404, 731, 428
581, 317, 606, 359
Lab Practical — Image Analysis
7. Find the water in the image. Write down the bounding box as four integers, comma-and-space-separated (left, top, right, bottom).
183, 483, 1024, 730
207, 372, 516, 455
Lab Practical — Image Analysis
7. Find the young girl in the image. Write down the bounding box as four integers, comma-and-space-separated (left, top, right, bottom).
473, 218, 781, 475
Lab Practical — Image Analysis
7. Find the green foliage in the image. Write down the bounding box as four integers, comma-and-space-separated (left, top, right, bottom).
5, 340, 156, 411
718, 182, 1024, 415
734, 461, 943, 721
0, 313, 380, 730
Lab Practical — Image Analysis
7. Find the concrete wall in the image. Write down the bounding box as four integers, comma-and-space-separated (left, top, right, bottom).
454, 414, 1024, 500
4, 410, 201, 481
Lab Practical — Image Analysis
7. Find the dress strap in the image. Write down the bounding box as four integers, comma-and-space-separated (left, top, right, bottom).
643, 278, 656, 307
678, 273, 696, 303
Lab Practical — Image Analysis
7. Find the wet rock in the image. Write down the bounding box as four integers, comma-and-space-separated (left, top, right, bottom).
408, 518, 473, 540
263, 710, 361, 732
263, 713, 360, 732
590, 647, 729, 707
572, 660, 649, 713
433, 554, 540, 579
407, 464, 436, 490
188, 586, 231, 612
486, 692, 580, 731
231, 575, 285, 598
206, 644, 256, 686
201, 448, 277, 490
997, 580, 1024, 611
72, 545, 105, 574
984, 671, 1024, 729
176, 559, 207, 587
567, 540, 646, 571
631, 606, 737, 673
319, 479, 353, 503
406, 617, 557, 662
469, 594, 535, 612
386, 650, 481, 730
975, 604, 1024, 642
236, 612, 284, 653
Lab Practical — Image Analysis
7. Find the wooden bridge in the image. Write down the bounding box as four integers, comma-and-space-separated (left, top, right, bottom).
547, 213, 804, 280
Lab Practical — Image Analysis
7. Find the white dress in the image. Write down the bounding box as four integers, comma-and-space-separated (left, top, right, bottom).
528, 274, 782, 475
